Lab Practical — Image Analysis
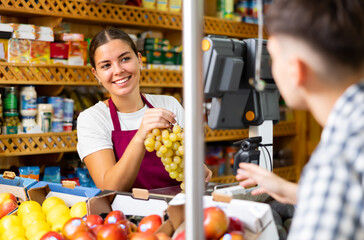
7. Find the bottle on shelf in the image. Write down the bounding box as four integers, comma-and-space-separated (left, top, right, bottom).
22, 116, 37, 133
20, 85, 37, 118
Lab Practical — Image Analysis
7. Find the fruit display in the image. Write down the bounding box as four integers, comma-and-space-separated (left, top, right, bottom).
203, 206, 245, 240
144, 125, 185, 190
0, 193, 17, 219
0, 192, 248, 240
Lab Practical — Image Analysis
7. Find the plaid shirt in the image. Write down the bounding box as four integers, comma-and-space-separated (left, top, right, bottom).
288, 80, 364, 240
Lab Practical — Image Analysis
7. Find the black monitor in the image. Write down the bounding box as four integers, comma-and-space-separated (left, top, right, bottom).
203, 35, 280, 129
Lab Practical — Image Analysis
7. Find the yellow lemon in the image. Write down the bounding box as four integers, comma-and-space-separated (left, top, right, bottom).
2, 225, 26, 240
25, 221, 50, 240
0, 215, 21, 234
17, 201, 42, 219
42, 197, 66, 215
46, 204, 70, 225
21, 210, 46, 229
51, 215, 71, 233
28, 230, 48, 240
70, 201, 87, 218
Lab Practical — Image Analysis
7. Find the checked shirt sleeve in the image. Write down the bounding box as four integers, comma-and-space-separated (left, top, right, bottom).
288, 81, 364, 240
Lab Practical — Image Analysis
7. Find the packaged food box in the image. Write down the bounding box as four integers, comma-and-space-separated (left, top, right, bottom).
12, 31, 36, 40
9, 23, 35, 32
35, 26, 53, 34
0, 23, 13, 39
28, 181, 100, 207
50, 42, 69, 59
0, 39, 9, 61
156, 0, 168, 11
56, 33, 84, 42
0, 23, 14, 32
142, 0, 156, 9
8, 38, 31, 63
30, 40, 51, 64
51, 58, 68, 65
164, 51, 177, 65
145, 50, 164, 64
68, 41, 88, 66
169, 0, 182, 12
36, 33, 54, 42
0, 172, 38, 203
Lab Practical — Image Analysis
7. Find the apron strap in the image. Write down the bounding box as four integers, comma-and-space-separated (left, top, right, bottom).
109, 93, 154, 131
141, 93, 154, 109
108, 98, 121, 131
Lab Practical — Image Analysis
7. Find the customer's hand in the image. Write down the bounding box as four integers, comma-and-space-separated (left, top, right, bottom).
236, 162, 298, 204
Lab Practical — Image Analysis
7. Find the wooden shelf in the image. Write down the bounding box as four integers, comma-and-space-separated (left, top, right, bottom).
0, 122, 294, 156
205, 121, 296, 142
0, 132, 77, 157
0, 0, 265, 39
0, 63, 183, 87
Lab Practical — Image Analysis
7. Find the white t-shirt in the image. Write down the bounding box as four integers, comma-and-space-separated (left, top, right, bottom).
77, 94, 184, 161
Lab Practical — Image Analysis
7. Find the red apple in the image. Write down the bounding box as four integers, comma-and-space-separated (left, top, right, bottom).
228, 217, 245, 234
173, 230, 185, 240
116, 219, 131, 234
137, 215, 162, 234
129, 232, 158, 240
62, 217, 90, 239
0, 193, 17, 204
104, 210, 127, 224
155, 232, 171, 240
0, 199, 17, 219
72, 231, 97, 240
97, 223, 127, 240
203, 206, 229, 239
219, 231, 245, 240
83, 214, 104, 229
90, 224, 103, 236
40, 231, 65, 240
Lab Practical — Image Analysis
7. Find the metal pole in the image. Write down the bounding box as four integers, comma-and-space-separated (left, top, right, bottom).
183, 0, 205, 239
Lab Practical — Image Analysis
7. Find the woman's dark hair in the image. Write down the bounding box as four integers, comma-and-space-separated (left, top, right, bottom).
89, 27, 138, 68
265, 0, 364, 72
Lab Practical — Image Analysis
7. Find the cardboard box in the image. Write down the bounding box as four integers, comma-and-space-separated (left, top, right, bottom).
28, 181, 100, 207
0, 173, 37, 203
87, 189, 170, 218
161, 193, 279, 240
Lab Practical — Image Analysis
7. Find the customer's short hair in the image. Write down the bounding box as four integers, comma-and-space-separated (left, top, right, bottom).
266, 0, 364, 72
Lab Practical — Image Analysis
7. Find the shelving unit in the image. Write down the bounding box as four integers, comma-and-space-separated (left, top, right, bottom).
0, 0, 266, 38
0, 1, 304, 182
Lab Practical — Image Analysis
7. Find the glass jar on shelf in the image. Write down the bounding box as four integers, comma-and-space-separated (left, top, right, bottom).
3, 112, 21, 135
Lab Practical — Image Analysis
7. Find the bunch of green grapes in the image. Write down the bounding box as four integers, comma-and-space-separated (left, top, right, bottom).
144, 125, 185, 191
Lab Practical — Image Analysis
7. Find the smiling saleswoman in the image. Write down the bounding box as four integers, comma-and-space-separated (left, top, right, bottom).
76, 28, 212, 192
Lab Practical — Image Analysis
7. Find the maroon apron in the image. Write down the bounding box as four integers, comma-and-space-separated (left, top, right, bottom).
108, 95, 179, 190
